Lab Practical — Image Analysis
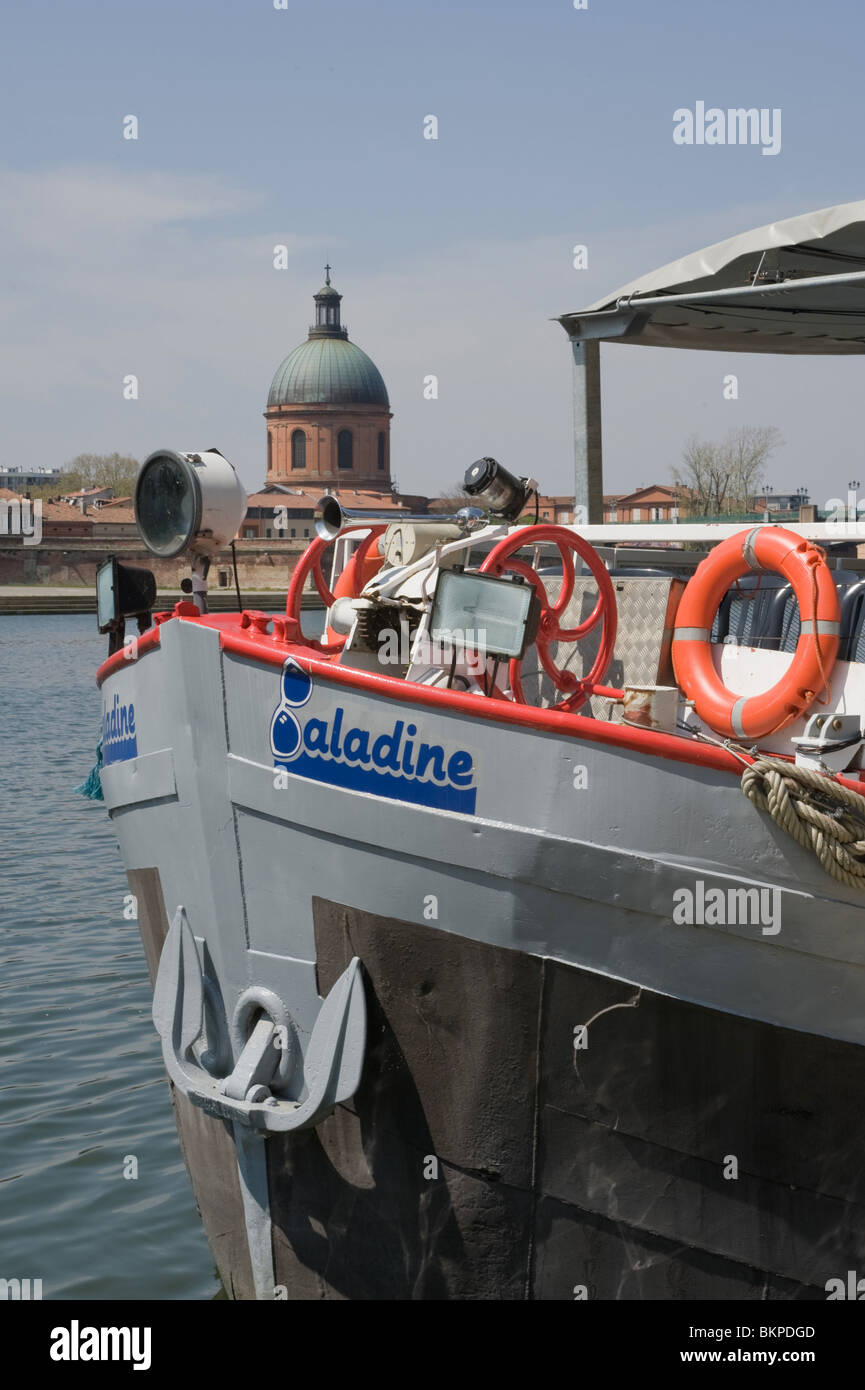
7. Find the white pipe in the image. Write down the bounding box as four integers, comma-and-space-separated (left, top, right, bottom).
364, 524, 508, 598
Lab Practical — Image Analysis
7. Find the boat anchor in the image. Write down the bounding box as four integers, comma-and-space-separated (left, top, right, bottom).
152, 907, 366, 1132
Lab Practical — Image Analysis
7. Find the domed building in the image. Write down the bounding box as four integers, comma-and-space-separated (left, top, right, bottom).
265, 270, 392, 490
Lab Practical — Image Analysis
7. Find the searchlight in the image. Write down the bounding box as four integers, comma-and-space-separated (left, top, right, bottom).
134, 448, 247, 559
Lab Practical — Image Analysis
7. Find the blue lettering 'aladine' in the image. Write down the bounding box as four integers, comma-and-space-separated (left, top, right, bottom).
270, 657, 477, 813
103, 692, 138, 764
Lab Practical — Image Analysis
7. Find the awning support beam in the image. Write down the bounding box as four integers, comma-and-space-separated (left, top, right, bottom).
570, 337, 603, 525
613, 267, 865, 314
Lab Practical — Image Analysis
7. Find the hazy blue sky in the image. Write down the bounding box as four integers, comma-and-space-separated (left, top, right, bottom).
2, 0, 864, 503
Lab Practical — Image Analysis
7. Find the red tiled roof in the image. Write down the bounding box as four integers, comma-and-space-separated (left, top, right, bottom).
89, 506, 137, 524
41, 501, 92, 522
603, 485, 687, 507
613, 484, 679, 504
245, 488, 411, 511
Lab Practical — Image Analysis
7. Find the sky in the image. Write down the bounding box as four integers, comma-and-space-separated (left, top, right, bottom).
2, 0, 865, 506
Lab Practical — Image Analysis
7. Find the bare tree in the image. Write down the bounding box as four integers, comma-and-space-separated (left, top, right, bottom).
64, 452, 140, 496
427, 480, 470, 514
673, 426, 782, 515
27, 452, 140, 502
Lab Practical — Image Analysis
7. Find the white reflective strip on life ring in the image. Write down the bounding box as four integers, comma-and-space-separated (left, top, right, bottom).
672, 627, 711, 641
799, 619, 841, 635
730, 696, 748, 738
741, 527, 764, 572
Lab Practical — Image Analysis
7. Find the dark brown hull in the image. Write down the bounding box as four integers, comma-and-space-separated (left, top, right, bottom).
131, 868, 865, 1300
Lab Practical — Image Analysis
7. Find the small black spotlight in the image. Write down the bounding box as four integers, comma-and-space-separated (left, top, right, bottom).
463, 457, 534, 521
96, 556, 157, 654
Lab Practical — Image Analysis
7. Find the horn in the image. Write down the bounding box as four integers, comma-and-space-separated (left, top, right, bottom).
314, 496, 484, 542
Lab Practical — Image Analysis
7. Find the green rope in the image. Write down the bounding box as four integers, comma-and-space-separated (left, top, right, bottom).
75, 736, 105, 801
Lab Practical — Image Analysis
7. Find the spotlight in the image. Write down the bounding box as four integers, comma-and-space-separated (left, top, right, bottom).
462, 458, 536, 521
134, 448, 247, 559
96, 556, 157, 653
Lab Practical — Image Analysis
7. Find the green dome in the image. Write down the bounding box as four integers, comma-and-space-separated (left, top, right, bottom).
268, 334, 390, 408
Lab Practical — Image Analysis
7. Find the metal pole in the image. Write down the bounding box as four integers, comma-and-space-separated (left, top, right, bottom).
570, 337, 603, 524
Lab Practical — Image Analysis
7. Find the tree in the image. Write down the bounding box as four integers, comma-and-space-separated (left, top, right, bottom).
427, 481, 470, 514
429, 479, 540, 523
28, 453, 140, 501
672, 426, 782, 516
65, 453, 140, 496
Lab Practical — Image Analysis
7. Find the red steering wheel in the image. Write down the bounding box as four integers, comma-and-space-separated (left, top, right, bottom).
286, 524, 386, 650
478, 524, 617, 711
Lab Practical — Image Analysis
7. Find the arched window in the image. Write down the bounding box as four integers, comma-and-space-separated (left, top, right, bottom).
267, 433, 273, 474
291, 429, 306, 470
337, 429, 353, 470
377, 432, 386, 471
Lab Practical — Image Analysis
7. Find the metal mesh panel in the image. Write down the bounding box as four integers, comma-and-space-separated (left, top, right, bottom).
518, 576, 683, 719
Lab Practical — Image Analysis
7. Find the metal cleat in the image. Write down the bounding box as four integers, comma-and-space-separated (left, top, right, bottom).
791, 712, 864, 773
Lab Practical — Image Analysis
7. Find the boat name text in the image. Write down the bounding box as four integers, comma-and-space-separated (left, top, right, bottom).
270, 658, 478, 813
103, 692, 138, 765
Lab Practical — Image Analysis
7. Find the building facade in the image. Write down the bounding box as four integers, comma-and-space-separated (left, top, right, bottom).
536, 495, 577, 524
603, 485, 681, 523
0, 467, 61, 491
62, 485, 116, 511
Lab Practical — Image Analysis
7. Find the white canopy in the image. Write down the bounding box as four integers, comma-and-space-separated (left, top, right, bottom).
558, 200, 865, 354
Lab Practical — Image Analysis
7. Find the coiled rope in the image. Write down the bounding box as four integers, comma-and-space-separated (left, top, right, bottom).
741, 757, 865, 889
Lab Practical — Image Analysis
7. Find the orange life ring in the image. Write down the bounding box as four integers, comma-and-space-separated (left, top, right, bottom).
672, 526, 840, 739
323, 546, 384, 645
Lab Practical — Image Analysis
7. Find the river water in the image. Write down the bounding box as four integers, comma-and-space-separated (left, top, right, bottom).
0, 615, 218, 1299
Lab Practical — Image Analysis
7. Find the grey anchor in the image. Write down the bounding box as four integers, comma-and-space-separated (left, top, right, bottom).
152, 906, 366, 1132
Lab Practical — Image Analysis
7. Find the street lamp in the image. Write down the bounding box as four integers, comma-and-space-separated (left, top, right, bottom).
761, 483, 772, 520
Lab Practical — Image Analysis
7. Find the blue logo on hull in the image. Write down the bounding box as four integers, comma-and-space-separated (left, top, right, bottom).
270, 658, 477, 814
103, 692, 138, 764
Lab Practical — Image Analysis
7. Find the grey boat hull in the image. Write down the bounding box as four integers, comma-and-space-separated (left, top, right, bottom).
99, 615, 865, 1299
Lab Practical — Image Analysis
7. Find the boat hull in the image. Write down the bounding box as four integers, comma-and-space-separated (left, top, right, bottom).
100, 616, 865, 1298
131, 879, 865, 1299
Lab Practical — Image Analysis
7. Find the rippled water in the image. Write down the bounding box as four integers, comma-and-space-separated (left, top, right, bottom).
0, 616, 218, 1299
